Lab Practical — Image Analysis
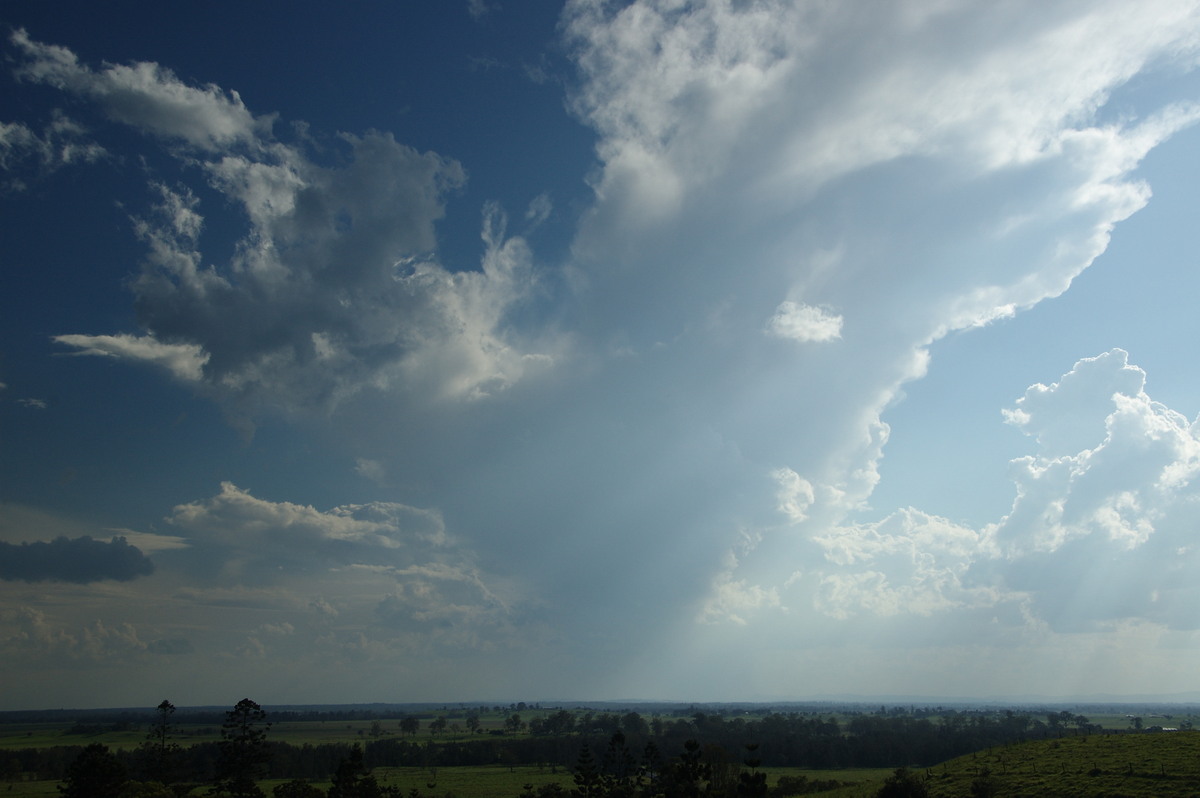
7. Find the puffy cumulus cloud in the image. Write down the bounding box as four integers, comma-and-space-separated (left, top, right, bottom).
789, 352, 1200, 637
165, 482, 450, 576
810, 509, 994, 620
17, 32, 556, 415
160, 483, 519, 642
0, 536, 154, 583
3, 606, 147, 662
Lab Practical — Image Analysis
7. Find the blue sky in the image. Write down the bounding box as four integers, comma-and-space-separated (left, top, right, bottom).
4, 0, 1200, 710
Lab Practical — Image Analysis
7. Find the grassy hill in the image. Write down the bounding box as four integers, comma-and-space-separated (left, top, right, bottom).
908, 730, 1200, 797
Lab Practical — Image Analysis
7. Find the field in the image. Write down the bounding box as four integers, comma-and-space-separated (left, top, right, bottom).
922, 730, 1200, 797
5, 704, 1200, 797
0, 764, 897, 797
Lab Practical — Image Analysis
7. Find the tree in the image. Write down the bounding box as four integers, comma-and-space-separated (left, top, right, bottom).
59, 743, 127, 798
214, 698, 271, 797
735, 744, 767, 798
429, 716, 448, 736
465, 713, 481, 734
505, 713, 524, 734
137, 699, 181, 784
327, 745, 382, 798
572, 744, 602, 798
400, 716, 420, 737
271, 782, 324, 798
118, 783, 174, 798
875, 767, 928, 798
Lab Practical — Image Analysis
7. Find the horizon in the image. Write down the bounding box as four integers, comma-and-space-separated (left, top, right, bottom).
4, 1, 1200, 710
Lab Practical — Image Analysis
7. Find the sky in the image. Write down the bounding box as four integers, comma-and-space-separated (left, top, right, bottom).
3, 0, 1200, 711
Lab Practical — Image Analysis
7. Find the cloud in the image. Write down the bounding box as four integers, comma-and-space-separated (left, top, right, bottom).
766, 301, 843, 343
14, 28, 559, 414
0, 112, 105, 188
0, 536, 154, 583
54, 333, 208, 381
146, 637, 194, 655
8, 4, 1200, 702
795, 351, 1200, 635
4, 607, 148, 661
355, 458, 385, 482
553, 0, 1200, 634
11, 28, 267, 152
161, 483, 513, 630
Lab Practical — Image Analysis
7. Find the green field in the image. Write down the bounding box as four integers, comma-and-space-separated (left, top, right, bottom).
0, 764, 897, 798
6, 706, 1200, 797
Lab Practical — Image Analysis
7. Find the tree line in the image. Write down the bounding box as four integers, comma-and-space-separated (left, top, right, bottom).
23, 701, 1120, 797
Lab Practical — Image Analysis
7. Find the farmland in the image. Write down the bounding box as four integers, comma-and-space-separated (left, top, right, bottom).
3, 702, 1199, 796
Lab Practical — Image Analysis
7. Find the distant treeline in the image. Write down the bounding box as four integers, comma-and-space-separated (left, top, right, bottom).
3, 707, 1117, 783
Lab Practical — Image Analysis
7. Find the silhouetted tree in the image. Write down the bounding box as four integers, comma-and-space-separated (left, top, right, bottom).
875, 767, 928, 798
600, 732, 636, 797
137, 699, 181, 784
272, 781, 324, 798
400, 717, 420, 737
573, 744, 602, 798
214, 698, 271, 797
736, 744, 767, 798
59, 743, 127, 798
327, 745, 382, 798
119, 783, 174, 798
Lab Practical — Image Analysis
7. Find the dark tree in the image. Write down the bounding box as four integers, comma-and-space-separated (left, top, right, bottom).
600, 732, 636, 797
400, 716, 420, 737
138, 699, 181, 784
875, 767, 929, 798
327, 745, 382, 798
736, 744, 767, 798
272, 781, 324, 798
214, 698, 271, 797
465, 712, 481, 734
428, 716, 448, 736
58, 743, 127, 798
573, 744, 602, 798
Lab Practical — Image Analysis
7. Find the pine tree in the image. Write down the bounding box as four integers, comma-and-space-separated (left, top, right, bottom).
213, 698, 271, 797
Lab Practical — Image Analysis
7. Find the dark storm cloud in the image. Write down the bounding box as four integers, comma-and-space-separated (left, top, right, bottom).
0, 536, 153, 583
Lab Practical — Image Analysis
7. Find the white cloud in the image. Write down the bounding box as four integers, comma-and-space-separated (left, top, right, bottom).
53, 333, 208, 382
9, 4, 1200, 702
766, 301, 843, 343
12, 28, 267, 152
9, 33, 562, 414
0, 112, 105, 184
789, 351, 1200, 636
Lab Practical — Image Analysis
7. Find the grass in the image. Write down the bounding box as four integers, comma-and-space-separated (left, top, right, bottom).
0, 764, 894, 798
916, 730, 1200, 797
